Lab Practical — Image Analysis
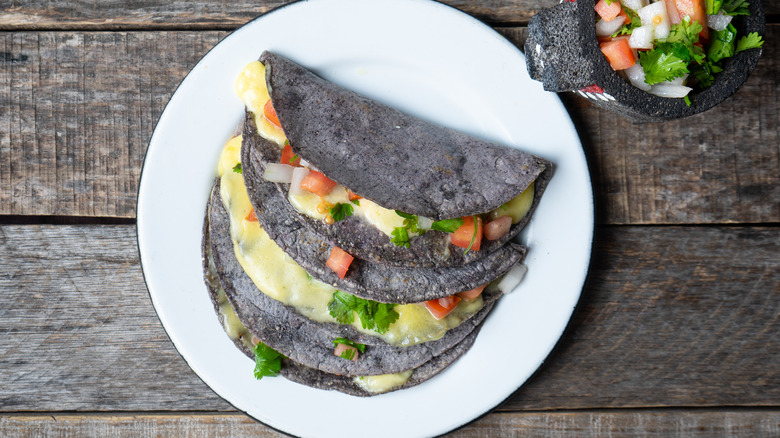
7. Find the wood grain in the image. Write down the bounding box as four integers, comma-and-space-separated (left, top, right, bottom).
0, 0, 776, 30
2, 0, 556, 30
0, 410, 779, 437
0, 31, 226, 217
0, 225, 777, 412
1, 27, 778, 222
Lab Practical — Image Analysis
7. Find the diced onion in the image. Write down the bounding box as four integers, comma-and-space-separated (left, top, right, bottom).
639, 1, 670, 39
620, 0, 647, 13
707, 11, 733, 31
497, 263, 528, 294
417, 216, 434, 231
648, 83, 693, 98
628, 25, 655, 50
596, 16, 626, 37
288, 167, 310, 197
625, 63, 652, 91
262, 163, 295, 183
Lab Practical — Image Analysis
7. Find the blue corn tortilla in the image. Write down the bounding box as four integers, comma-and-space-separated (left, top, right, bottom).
206, 181, 497, 377
261, 50, 553, 221
240, 116, 527, 303
202, 210, 483, 396
243, 110, 550, 269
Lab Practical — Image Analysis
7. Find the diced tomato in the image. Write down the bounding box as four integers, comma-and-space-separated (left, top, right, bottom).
664, 0, 682, 24
348, 190, 362, 201
245, 209, 258, 222
580, 84, 605, 94
600, 38, 636, 70
674, 0, 709, 40
457, 284, 487, 301
263, 99, 282, 128
300, 170, 338, 196
334, 343, 359, 361
484, 215, 512, 241
325, 246, 354, 279
280, 142, 301, 167
424, 295, 462, 320
594, 0, 623, 22
450, 216, 483, 251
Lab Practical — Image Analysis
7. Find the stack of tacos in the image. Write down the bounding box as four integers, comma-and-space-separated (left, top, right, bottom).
202, 51, 553, 396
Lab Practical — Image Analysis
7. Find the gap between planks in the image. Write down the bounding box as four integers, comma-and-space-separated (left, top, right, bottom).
0, 409, 779, 437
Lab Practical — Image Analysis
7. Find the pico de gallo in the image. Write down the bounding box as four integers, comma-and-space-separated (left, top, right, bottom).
594, 0, 764, 101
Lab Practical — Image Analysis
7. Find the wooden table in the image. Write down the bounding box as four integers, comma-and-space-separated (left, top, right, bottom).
1, 1, 778, 436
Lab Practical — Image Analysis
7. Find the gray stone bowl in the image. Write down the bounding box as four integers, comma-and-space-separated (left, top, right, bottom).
525, 0, 765, 122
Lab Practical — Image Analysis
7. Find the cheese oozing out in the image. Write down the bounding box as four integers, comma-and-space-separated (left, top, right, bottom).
234, 60, 533, 236
217, 136, 485, 347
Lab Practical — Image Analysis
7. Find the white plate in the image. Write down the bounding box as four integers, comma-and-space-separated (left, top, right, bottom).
137, 0, 594, 436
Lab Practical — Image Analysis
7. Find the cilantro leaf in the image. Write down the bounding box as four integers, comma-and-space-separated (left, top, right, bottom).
232, 163, 242, 174
430, 217, 464, 233
722, 0, 750, 15
708, 23, 737, 63
328, 291, 399, 334
464, 216, 479, 254
690, 62, 717, 88
736, 32, 764, 53
333, 337, 366, 352
665, 16, 703, 46
340, 348, 356, 360
611, 8, 642, 37
329, 202, 354, 222
394, 210, 416, 220
327, 292, 356, 325
253, 342, 283, 380
391, 226, 411, 248
639, 43, 691, 84
350, 199, 360, 206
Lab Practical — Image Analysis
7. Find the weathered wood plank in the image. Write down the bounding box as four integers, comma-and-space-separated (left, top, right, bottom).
0, 410, 779, 437
503, 225, 780, 410
1, 28, 778, 222
0, 225, 777, 411
0, 0, 777, 30
0, 31, 227, 217
4, 0, 555, 30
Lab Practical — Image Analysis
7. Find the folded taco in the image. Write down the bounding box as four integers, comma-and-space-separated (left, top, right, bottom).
238, 51, 553, 269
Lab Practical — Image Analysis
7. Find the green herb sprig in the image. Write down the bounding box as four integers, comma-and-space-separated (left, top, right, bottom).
390, 211, 464, 247
328, 291, 399, 334
329, 202, 354, 222
253, 342, 283, 380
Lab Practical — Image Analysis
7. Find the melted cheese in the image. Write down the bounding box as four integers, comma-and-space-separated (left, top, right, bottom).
235, 61, 287, 146
488, 182, 535, 224
217, 138, 484, 347
235, 60, 411, 237
353, 371, 413, 394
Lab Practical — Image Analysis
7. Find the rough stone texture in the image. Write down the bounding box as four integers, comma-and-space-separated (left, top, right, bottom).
525, 0, 766, 121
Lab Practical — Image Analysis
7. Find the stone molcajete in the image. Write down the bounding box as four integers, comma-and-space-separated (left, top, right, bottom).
525, 0, 765, 122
